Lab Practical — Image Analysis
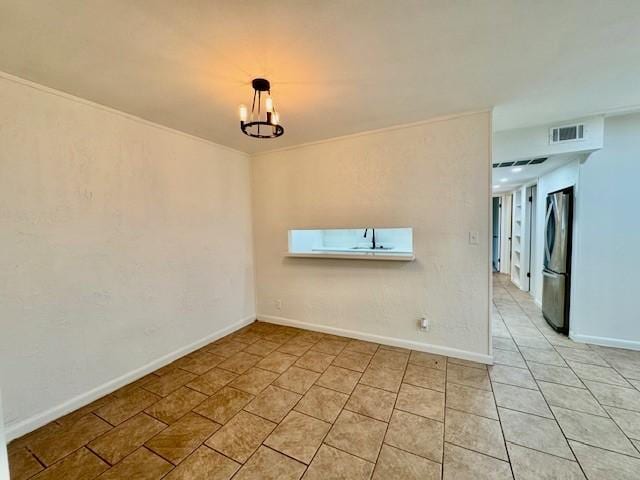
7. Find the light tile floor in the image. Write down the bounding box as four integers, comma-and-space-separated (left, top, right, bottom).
7, 273, 640, 479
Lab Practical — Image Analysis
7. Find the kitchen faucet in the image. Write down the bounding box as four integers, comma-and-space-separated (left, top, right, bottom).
363, 228, 377, 249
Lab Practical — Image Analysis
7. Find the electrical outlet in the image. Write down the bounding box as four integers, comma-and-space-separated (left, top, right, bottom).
469, 231, 479, 245
275, 299, 282, 310
419, 316, 430, 331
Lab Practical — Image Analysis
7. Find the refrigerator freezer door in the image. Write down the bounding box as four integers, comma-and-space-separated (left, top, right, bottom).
545, 192, 570, 274
542, 269, 567, 331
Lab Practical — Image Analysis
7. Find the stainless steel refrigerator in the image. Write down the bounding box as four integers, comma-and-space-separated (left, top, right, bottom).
542, 187, 573, 333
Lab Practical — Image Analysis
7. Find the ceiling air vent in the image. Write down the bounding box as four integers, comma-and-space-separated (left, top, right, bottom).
492, 157, 548, 169
550, 124, 584, 144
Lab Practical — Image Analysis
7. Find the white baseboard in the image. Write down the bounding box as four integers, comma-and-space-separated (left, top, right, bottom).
258, 314, 493, 365
5, 314, 256, 442
570, 333, 640, 351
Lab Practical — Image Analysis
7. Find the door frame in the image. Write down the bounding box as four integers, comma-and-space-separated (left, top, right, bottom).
524, 184, 537, 292
492, 196, 502, 272
499, 194, 512, 274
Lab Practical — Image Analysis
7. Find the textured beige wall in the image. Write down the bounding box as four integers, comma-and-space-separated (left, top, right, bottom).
0, 72, 491, 439
0, 75, 255, 435
251, 112, 491, 360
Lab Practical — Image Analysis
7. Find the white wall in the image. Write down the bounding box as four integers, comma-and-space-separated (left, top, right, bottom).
570, 113, 640, 349
529, 113, 640, 349
252, 112, 492, 362
493, 115, 604, 164
0, 74, 256, 439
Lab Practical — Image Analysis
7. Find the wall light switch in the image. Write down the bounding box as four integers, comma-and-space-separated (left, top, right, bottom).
419, 317, 430, 331
469, 231, 479, 245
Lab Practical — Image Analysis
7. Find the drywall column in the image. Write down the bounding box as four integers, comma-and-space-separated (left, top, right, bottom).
569, 113, 640, 349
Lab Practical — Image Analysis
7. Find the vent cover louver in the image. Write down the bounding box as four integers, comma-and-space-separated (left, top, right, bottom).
550, 124, 584, 144
492, 157, 548, 169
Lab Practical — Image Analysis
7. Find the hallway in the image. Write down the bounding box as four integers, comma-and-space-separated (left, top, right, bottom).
492, 273, 640, 478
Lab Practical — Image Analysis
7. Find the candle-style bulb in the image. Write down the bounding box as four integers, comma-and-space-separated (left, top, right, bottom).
239, 104, 248, 122
265, 96, 273, 113
272, 112, 279, 125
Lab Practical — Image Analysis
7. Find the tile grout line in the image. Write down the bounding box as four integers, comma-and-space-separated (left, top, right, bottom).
487, 355, 517, 478
152, 327, 329, 475
496, 282, 640, 462
297, 342, 382, 475
301, 343, 377, 475
11, 296, 639, 478
251, 341, 372, 475
200, 326, 324, 473
505, 280, 640, 456
371, 353, 409, 477
22, 412, 115, 471
498, 277, 591, 477
25, 446, 47, 471
501, 284, 584, 424
441, 354, 448, 478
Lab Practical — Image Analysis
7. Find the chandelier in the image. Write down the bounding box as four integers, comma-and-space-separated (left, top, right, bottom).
239, 78, 284, 139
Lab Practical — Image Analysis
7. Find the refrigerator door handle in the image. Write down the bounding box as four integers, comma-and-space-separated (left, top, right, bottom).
550, 197, 558, 257
544, 203, 553, 263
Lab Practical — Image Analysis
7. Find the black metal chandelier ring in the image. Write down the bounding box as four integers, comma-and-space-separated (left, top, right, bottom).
239, 78, 284, 139
241, 121, 284, 138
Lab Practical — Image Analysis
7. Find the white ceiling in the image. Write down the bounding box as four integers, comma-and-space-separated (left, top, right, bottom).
1, 1, 639, 153
491, 153, 583, 194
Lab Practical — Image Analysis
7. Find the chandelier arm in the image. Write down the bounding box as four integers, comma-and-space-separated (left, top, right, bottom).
251, 89, 257, 119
